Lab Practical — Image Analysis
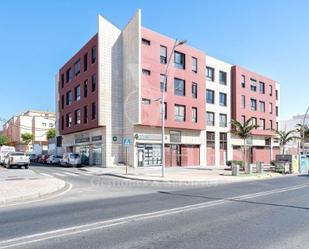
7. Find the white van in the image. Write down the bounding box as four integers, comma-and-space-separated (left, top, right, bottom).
0, 146, 15, 165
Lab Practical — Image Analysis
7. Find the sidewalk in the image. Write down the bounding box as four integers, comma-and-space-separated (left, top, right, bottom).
79, 165, 284, 184
0, 167, 66, 206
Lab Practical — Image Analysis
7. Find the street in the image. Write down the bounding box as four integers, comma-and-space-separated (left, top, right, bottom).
0, 165, 309, 248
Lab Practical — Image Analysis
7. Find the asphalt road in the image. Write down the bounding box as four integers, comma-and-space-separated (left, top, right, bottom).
1, 164, 309, 249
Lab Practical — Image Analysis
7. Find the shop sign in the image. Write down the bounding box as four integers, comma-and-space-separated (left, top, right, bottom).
92, 135, 102, 142
75, 137, 90, 144
136, 133, 161, 141
124, 138, 132, 146
112, 136, 118, 142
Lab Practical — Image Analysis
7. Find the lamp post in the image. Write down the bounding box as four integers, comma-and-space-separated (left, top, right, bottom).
161, 39, 187, 178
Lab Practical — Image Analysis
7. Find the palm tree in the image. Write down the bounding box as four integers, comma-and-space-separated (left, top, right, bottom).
231, 118, 258, 172
296, 124, 309, 149
272, 129, 299, 154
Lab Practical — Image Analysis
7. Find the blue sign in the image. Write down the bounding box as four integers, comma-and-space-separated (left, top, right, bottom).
123, 138, 132, 146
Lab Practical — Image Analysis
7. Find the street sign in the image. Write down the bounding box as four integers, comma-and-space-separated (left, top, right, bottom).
299, 155, 308, 174
112, 136, 118, 142
123, 138, 131, 146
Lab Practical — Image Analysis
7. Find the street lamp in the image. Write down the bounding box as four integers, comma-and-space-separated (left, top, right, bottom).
161, 39, 187, 177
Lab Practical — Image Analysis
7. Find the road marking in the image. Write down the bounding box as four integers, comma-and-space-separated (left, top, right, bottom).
62, 172, 78, 177
1, 183, 308, 248
40, 173, 52, 178
53, 173, 67, 177
74, 172, 91, 176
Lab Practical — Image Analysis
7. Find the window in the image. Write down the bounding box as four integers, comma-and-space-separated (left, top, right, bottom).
269, 85, 273, 96
160, 45, 167, 64
84, 106, 88, 124
220, 133, 227, 150
75, 109, 81, 125
259, 101, 265, 112
259, 82, 265, 94
174, 78, 185, 96
192, 83, 197, 98
219, 92, 227, 106
259, 118, 265, 130
174, 51, 185, 69
241, 95, 246, 108
206, 111, 215, 126
270, 120, 273, 130
61, 95, 64, 109
174, 105, 186, 122
42, 122, 46, 127
275, 90, 278, 100
84, 53, 88, 72
91, 46, 96, 64
92, 102, 96, 120
142, 38, 151, 46
241, 115, 246, 125
250, 78, 257, 92
241, 75, 246, 88
92, 74, 96, 92
250, 98, 257, 111
192, 107, 197, 123
219, 113, 227, 127
61, 115, 64, 130
49, 123, 54, 128
84, 80, 88, 98
207, 132, 215, 148
192, 57, 197, 73
160, 74, 167, 92
66, 113, 72, 128
276, 106, 279, 117
269, 102, 273, 114
66, 68, 72, 82
206, 67, 214, 81
219, 71, 227, 85
142, 69, 151, 75
206, 89, 215, 104
75, 85, 81, 101
74, 59, 80, 76
252, 117, 257, 126
276, 122, 279, 130
61, 74, 64, 88
142, 98, 151, 104
66, 91, 73, 105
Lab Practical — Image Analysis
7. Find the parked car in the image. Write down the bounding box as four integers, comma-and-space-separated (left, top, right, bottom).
0, 146, 15, 165
28, 154, 37, 162
38, 155, 49, 164
46, 155, 62, 165
60, 153, 81, 167
3, 152, 30, 169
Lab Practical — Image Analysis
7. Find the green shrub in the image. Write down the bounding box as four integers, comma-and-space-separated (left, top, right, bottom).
226, 160, 244, 170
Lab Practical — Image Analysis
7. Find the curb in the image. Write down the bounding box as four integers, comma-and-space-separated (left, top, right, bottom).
100, 173, 291, 185
0, 178, 66, 206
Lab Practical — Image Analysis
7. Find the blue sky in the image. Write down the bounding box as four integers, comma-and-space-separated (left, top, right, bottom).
0, 0, 308, 123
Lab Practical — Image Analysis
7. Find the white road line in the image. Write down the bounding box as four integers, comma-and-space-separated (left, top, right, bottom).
1, 183, 308, 249
40, 173, 52, 178
74, 172, 91, 176
62, 172, 79, 177
53, 173, 67, 177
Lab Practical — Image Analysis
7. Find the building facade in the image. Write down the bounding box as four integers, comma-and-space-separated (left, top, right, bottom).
56, 10, 281, 167
2, 110, 55, 153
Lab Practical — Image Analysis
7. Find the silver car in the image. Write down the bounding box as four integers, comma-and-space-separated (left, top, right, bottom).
60, 153, 81, 167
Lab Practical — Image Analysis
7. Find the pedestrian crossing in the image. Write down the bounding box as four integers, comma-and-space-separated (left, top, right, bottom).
40, 171, 93, 178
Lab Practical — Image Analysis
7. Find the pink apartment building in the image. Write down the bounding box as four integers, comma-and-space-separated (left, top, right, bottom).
56, 10, 280, 167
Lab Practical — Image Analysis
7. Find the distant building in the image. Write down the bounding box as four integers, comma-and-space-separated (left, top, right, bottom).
2, 110, 55, 153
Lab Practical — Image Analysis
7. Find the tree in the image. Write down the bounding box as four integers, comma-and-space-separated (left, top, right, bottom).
296, 124, 309, 148
231, 118, 258, 172
21, 132, 33, 145
0, 135, 9, 145
46, 128, 56, 140
272, 129, 299, 154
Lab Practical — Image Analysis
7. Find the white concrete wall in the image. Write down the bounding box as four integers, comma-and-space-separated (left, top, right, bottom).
205, 55, 232, 166
122, 9, 141, 167
98, 15, 123, 166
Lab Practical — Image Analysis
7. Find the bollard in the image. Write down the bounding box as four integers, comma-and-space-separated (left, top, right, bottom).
232, 164, 240, 176
245, 163, 252, 174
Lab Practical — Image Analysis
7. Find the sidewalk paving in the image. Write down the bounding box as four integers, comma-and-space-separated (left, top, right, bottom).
0, 167, 66, 206
79, 165, 285, 184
